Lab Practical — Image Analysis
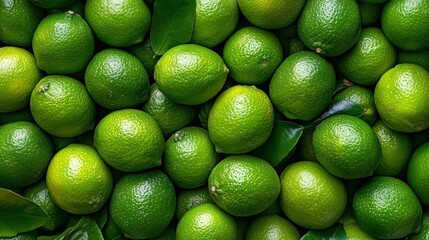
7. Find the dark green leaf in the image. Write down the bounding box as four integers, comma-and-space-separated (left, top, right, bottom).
252, 120, 304, 167
102, 217, 125, 240
37, 217, 103, 240
308, 100, 364, 127
301, 223, 347, 240
91, 207, 107, 230
0, 188, 48, 237
150, 0, 196, 56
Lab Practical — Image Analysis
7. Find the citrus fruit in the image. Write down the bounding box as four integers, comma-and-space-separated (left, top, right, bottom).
46, 144, 113, 215
237, 0, 305, 29
353, 176, 422, 239
208, 155, 280, 217
176, 203, 237, 240
341, 212, 377, 240
84, 48, 150, 110
223, 26, 283, 85
297, 0, 361, 56
0, 121, 53, 189
313, 115, 381, 179
409, 210, 429, 240
269, 51, 336, 121
208, 85, 274, 154
163, 127, 218, 189
337, 27, 396, 86
176, 186, 214, 220
30, 0, 76, 9
154, 44, 228, 105
85, 0, 151, 47
0, 46, 42, 113
30, 75, 96, 138
127, 37, 160, 76
407, 142, 429, 205
23, 180, 68, 231
94, 109, 165, 172
374, 63, 429, 133
142, 83, 198, 136
397, 49, 429, 72
109, 170, 176, 239
373, 120, 413, 176
0, 0, 44, 47
280, 161, 347, 229
32, 10, 94, 75
359, 2, 383, 27
246, 215, 301, 240
191, 0, 239, 48
331, 85, 377, 125
381, 0, 429, 51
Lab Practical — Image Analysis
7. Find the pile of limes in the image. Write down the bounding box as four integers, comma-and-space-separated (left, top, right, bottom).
1, 0, 429, 239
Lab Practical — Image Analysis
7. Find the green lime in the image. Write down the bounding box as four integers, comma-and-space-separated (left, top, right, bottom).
110, 170, 176, 239
46, 144, 113, 215
208, 85, 274, 154
191, 0, 239, 48
297, 0, 361, 56
0, 0, 44, 47
353, 176, 422, 239
85, 0, 151, 47
0, 47, 42, 113
373, 120, 413, 176
142, 83, 198, 136
337, 27, 396, 86
208, 155, 280, 217
269, 51, 336, 121
223, 26, 283, 85
280, 161, 347, 229
313, 115, 381, 179
84, 48, 150, 110
32, 11, 94, 74
30, 75, 96, 138
407, 142, 429, 205
176, 203, 237, 240
154, 44, 228, 105
163, 127, 218, 189
246, 215, 301, 240
237, 0, 305, 29
381, 0, 429, 50
0, 121, 53, 189
374, 63, 429, 133
94, 109, 165, 172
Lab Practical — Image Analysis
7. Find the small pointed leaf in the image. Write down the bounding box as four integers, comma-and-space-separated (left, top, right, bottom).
0, 188, 48, 237
150, 0, 196, 56
301, 223, 347, 240
252, 120, 304, 167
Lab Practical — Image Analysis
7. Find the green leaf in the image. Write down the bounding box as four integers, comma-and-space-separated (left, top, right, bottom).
308, 100, 364, 127
0, 188, 48, 237
301, 223, 347, 240
37, 217, 103, 240
252, 120, 304, 167
150, 0, 196, 56
91, 207, 107, 230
